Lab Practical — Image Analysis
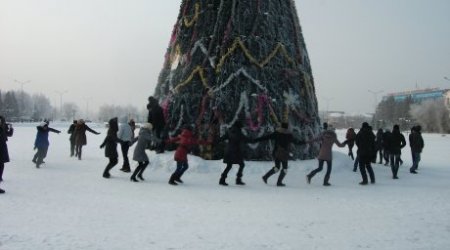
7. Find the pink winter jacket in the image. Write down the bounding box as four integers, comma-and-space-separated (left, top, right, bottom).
317, 130, 346, 161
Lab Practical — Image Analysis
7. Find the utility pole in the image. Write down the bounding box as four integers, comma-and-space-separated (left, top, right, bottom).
83, 97, 92, 120
55, 90, 68, 119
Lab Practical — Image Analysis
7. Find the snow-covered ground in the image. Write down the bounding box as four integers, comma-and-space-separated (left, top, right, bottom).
1, 123, 450, 250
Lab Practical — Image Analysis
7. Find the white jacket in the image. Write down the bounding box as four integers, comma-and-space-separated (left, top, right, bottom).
117, 123, 134, 142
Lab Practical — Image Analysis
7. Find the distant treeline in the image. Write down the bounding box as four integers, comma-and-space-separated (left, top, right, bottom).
0, 89, 147, 122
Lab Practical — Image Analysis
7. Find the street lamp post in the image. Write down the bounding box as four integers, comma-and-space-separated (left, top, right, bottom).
83, 97, 92, 120
55, 90, 68, 119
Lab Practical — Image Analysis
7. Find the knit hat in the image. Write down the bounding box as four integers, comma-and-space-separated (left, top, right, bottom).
141, 123, 153, 130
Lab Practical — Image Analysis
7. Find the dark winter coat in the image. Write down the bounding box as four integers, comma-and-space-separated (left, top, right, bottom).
34, 125, 61, 149
167, 129, 206, 162
382, 131, 392, 151
346, 128, 356, 147
390, 129, 406, 155
256, 128, 304, 161
147, 100, 166, 131
133, 127, 157, 162
355, 127, 376, 164
317, 130, 346, 161
409, 131, 424, 153
74, 123, 99, 146
221, 126, 253, 164
0, 121, 13, 163
375, 129, 384, 150
68, 122, 77, 142
100, 118, 122, 158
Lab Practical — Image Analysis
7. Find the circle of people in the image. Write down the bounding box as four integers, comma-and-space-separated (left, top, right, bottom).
0, 97, 424, 194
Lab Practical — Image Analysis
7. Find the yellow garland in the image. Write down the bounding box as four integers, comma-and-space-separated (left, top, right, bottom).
216, 38, 296, 73
173, 66, 210, 93
183, 2, 200, 28
283, 106, 290, 123
170, 44, 182, 64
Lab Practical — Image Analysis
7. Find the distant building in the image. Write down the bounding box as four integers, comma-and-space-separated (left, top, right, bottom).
445, 90, 450, 109
382, 88, 449, 103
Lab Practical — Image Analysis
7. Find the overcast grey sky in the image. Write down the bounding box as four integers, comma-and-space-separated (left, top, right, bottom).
1, 0, 449, 114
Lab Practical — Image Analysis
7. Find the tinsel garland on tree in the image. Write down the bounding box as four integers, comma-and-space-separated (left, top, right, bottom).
154, 0, 321, 160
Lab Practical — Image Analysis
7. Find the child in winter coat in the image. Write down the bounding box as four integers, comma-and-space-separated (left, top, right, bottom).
0, 116, 14, 193
74, 119, 100, 160
67, 120, 77, 157
346, 128, 356, 160
100, 117, 123, 178
33, 121, 61, 168
166, 127, 208, 185
256, 122, 306, 187
307, 123, 346, 186
130, 123, 159, 182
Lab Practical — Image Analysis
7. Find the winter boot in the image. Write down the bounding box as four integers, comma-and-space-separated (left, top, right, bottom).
306, 174, 312, 184
276, 169, 287, 187
102, 172, 111, 178
219, 175, 228, 186
0, 188, 5, 194
236, 177, 245, 185
359, 181, 368, 185
130, 176, 139, 182
168, 174, 178, 185
262, 168, 277, 184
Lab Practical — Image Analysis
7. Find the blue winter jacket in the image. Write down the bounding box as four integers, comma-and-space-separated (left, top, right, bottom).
34, 126, 60, 148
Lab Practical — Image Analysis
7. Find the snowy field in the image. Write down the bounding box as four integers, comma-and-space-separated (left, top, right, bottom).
1, 123, 450, 250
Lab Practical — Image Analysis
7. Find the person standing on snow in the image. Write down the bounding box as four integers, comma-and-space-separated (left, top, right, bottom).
390, 124, 406, 179
147, 96, 166, 153
67, 120, 77, 157
118, 118, 136, 173
166, 126, 209, 185
32, 121, 61, 168
74, 119, 100, 160
130, 123, 159, 182
307, 123, 346, 186
0, 116, 14, 194
375, 128, 384, 164
218, 121, 255, 186
100, 117, 123, 178
409, 125, 424, 174
355, 122, 376, 185
346, 127, 356, 160
257, 122, 306, 187
382, 129, 392, 166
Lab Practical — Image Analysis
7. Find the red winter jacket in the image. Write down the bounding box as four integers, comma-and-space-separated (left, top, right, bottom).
167, 129, 207, 162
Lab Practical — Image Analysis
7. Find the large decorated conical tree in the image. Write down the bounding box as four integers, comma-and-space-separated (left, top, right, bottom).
154, 0, 321, 160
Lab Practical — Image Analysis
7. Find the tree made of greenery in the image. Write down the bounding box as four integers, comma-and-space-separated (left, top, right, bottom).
154, 0, 321, 160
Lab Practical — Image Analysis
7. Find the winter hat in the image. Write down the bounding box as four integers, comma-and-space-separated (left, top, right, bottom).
323, 122, 328, 130
78, 119, 85, 124
39, 122, 47, 127
362, 122, 369, 129
141, 123, 153, 130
